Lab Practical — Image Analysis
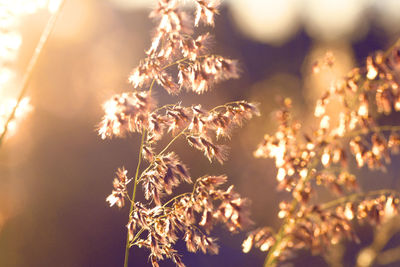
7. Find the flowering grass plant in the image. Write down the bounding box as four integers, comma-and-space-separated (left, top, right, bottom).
98, 1, 258, 266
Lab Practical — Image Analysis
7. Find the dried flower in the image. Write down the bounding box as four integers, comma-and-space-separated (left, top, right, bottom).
106, 168, 130, 208
98, 91, 155, 139
251, 41, 400, 267
99, 1, 257, 267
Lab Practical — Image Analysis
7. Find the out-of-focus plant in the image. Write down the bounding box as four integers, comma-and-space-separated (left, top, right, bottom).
0, 0, 64, 146
99, 1, 259, 266
243, 40, 400, 267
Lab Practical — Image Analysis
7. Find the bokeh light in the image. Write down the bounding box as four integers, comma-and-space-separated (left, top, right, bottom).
229, 0, 301, 45
302, 0, 369, 41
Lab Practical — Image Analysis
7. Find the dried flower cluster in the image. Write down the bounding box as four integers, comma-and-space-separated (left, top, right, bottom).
142, 101, 259, 164
248, 42, 400, 266
127, 0, 238, 96
98, 91, 155, 139
244, 193, 399, 260
127, 174, 251, 266
99, 1, 258, 266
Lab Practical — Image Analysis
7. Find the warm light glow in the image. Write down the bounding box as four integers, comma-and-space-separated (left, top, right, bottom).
358, 103, 368, 117
321, 152, 330, 166
230, 0, 301, 45
48, 0, 62, 13
314, 99, 326, 117
0, 32, 22, 60
299, 168, 308, 178
109, 0, 156, 9
303, 0, 368, 41
242, 235, 253, 253
0, 0, 52, 16
270, 142, 286, 167
0, 97, 33, 138
366, 65, 378, 80
319, 115, 330, 130
375, 0, 400, 35
335, 112, 346, 137
344, 204, 354, 220
0, 1, 57, 141
0, 68, 14, 86
260, 240, 273, 251
277, 168, 286, 181
383, 196, 396, 220
357, 248, 375, 267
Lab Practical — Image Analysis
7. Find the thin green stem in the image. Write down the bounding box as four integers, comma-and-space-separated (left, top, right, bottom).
124, 130, 146, 267
0, 1, 65, 146
383, 39, 400, 59
159, 126, 189, 155
123, 67, 162, 267
148, 79, 156, 94
161, 57, 190, 70
121, 53, 225, 265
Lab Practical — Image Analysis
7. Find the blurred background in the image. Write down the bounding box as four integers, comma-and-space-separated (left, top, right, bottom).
0, 0, 400, 266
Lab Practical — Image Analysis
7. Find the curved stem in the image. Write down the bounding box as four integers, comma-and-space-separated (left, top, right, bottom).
0, 1, 65, 146
162, 192, 192, 208
321, 189, 400, 210
159, 127, 189, 155
124, 130, 146, 267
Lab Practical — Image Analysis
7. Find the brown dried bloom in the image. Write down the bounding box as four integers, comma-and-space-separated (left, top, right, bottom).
178, 56, 239, 94
194, 0, 220, 27
250, 41, 400, 267
99, 1, 258, 267
106, 168, 131, 208
127, 175, 251, 266
98, 91, 155, 139
143, 101, 259, 164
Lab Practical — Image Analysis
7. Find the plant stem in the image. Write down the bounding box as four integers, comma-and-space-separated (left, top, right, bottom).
321, 189, 400, 210
0, 0, 65, 147
264, 156, 320, 267
159, 127, 189, 155
124, 130, 146, 267
121, 53, 224, 266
